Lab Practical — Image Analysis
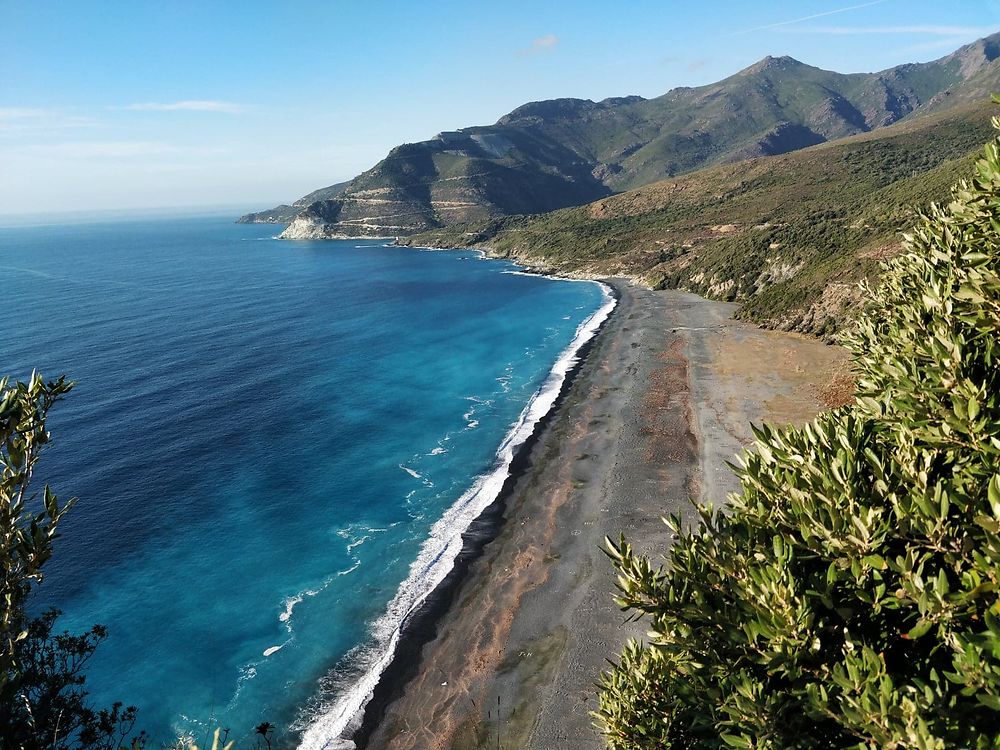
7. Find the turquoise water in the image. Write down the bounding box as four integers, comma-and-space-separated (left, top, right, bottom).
0, 216, 608, 747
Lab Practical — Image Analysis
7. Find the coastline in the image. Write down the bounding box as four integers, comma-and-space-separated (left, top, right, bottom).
362, 280, 850, 749
267, 233, 852, 749
348, 281, 620, 749
295, 271, 618, 750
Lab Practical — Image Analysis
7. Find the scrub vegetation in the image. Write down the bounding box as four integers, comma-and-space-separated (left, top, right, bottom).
596, 113, 1000, 749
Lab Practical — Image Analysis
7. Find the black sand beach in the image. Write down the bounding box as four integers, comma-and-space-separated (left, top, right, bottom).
361, 280, 849, 750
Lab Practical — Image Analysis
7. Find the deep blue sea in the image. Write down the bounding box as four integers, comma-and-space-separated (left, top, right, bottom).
0, 215, 610, 748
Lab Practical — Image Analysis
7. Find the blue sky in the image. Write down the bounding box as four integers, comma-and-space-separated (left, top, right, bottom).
3, 0, 1000, 215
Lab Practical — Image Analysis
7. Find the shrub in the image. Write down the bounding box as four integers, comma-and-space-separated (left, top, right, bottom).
1, 374, 143, 750
596, 109, 1000, 749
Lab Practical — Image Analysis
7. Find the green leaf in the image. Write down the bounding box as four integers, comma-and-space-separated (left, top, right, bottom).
978, 694, 1000, 711
976, 515, 1000, 534
863, 554, 887, 570
990, 475, 1000, 517
721, 734, 751, 748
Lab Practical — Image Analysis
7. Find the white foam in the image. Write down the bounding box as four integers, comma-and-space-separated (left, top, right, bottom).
281, 524, 389, 632
280, 594, 305, 624
429, 447, 447, 455
337, 560, 361, 577
399, 464, 434, 489
226, 664, 259, 710
399, 465, 422, 480
495, 364, 514, 394
296, 280, 616, 750
346, 535, 369, 555
280, 586, 324, 630
462, 395, 493, 423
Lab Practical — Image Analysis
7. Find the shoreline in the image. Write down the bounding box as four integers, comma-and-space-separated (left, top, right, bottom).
278, 237, 852, 750
295, 270, 618, 750
363, 281, 850, 750
349, 281, 621, 749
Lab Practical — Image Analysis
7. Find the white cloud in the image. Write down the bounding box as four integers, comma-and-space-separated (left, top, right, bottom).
517, 34, 559, 57
779, 25, 999, 36
727, 0, 890, 36
125, 100, 246, 114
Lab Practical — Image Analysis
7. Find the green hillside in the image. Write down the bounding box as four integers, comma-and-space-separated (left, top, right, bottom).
405, 100, 996, 337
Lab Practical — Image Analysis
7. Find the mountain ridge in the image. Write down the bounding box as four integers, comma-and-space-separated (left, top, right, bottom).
238, 32, 1000, 239
400, 99, 996, 337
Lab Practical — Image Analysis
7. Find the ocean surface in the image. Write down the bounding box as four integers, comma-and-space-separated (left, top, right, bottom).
0, 215, 610, 747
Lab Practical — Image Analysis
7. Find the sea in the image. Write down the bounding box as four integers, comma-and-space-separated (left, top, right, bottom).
0, 214, 612, 748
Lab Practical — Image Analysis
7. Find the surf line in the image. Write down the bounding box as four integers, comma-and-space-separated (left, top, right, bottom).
296, 279, 617, 750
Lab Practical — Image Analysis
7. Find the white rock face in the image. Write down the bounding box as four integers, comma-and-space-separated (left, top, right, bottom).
278, 216, 330, 240
278, 216, 399, 241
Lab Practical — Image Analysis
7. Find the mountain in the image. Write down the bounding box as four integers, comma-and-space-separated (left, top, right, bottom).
401, 99, 996, 338
237, 33, 1000, 239
238, 181, 351, 223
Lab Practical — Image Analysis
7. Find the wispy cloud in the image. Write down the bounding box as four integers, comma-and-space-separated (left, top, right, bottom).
727, 0, 890, 36
778, 24, 998, 36
517, 34, 559, 57
125, 100, 246, 114
0, 107, 97, 133
20, 141, 184, 159
17, 141, 226, 160
686, 58, 710, 72
0, 107, 49, 121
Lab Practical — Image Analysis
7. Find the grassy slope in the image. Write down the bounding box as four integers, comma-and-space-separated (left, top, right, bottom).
406, 101, 994, 337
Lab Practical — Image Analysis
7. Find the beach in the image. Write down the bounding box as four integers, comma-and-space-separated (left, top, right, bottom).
359, 280, 850, 749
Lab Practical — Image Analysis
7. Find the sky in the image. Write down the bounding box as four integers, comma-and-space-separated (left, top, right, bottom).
3, 0, 1000, 216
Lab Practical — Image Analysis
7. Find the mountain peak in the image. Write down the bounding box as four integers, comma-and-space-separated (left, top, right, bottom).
496, 97, 598, 125
496, 95, 646, 126
742, 55, 805, 75
943, 31, 1000, 78
598, 95, 645, 107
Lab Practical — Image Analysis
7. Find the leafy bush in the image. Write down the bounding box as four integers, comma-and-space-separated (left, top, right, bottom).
596, 112, 1000, 748
1, 374, 143, 750
1, 373, 75, 679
